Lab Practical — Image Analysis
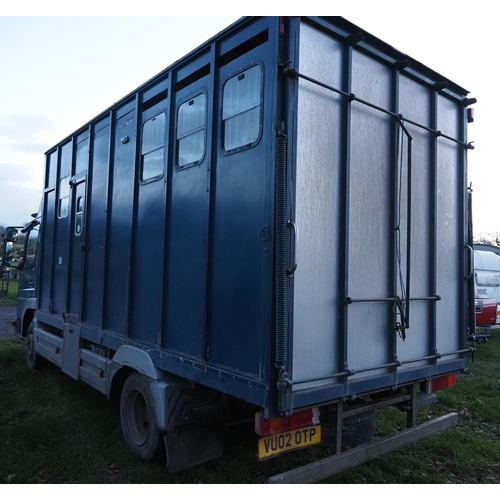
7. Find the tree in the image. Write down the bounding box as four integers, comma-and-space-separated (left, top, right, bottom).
473, 231, 500, 246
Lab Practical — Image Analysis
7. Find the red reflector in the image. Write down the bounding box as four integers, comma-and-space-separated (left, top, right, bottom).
11, 320, 17, 327
255, 408, 319, 437
53, 347, 59, 354
432, 373, 456, 392
97, 369, 104, 378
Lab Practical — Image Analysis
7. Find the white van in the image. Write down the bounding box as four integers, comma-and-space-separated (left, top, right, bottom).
474, 250, 500, 325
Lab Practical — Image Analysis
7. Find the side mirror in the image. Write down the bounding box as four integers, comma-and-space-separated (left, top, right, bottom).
3, 227, 19, 243
2, 241, 17, 268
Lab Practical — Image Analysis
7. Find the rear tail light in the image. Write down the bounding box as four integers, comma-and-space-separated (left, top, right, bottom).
432, 373, 456, 392
255, 407, 319, 437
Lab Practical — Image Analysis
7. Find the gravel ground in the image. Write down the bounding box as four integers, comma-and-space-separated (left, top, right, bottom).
0, 305, 16, 338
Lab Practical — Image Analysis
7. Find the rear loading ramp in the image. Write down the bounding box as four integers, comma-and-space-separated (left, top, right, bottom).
284, 17, 472, 411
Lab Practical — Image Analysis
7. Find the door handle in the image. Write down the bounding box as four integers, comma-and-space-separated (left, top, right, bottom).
287, 220, 298, 277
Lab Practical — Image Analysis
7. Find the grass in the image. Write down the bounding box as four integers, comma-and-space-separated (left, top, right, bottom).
0, 333, 499, 483
0, 278, 18, 306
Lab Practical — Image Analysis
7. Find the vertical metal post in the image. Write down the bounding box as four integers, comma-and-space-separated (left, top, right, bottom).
335, 399, 344, 454
102, 111, 115, 330
389, 68, 400, 365
405, 133, 412, 328
429, 91, 438, 361
406, 382, 417, 428
337, 38, 354, 380
463, 108, 474, 351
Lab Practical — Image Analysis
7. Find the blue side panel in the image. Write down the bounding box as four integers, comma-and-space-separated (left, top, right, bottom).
52, 141, 72, 314
39, 193, 55, 312
208, 25, 275, 377
165, 155, 210, 356
68, 177, 86, 317
165, 64, 211, 358
83, 122, 110, 327
40, 17, 280, 410
104, 108, 136, 335
67, 132, 89, 318
131, 99, 168, 347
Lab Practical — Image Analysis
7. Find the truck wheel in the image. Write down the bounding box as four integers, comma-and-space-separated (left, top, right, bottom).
120, 372, 164, 462
26, 322, 42, 371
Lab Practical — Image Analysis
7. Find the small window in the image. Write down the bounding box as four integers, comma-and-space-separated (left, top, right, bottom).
46, 151, 57, 189
58, 176, 70, 218
177, 93, 207, 168
75, 138, 89, 175
141, 113, 165, 181
222, 65, 262, 152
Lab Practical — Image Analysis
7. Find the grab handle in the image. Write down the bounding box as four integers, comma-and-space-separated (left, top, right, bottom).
465, 244, 474, 280
287, 220, 298, 277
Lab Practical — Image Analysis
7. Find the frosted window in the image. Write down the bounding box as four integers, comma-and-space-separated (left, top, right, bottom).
177, 94, 206, 167
222, 65, 262, 152
141, 113, 165, 181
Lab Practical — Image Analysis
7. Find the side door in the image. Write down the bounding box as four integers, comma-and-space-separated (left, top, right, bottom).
131, 91, 168, 345
68, 174, 86, 318
164, 60, 211, 357
208, 27, 274, 376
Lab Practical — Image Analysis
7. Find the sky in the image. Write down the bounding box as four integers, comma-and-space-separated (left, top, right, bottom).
0, 2, 498, 237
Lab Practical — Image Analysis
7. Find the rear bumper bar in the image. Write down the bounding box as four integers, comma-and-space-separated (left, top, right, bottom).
268, 412, 458, 484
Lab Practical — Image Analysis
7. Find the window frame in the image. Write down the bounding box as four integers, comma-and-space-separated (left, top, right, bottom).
58, 175, 70, 218
220, 62, 264, 156
140, 112, 166, 184
175, 90, 208, 171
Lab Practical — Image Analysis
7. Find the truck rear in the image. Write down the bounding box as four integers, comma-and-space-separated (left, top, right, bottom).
2, 16, 476, 482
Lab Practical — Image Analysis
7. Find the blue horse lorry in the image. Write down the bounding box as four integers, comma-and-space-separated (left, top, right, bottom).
2, 16, 477, 482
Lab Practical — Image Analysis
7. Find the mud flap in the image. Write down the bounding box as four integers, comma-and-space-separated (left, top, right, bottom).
165, 422, 224, 473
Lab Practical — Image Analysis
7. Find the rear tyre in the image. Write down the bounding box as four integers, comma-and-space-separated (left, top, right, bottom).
26, 322, 42, 371
120, 372, 164, 462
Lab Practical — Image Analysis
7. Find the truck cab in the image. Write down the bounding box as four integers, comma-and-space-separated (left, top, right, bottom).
1, 219, 39, 337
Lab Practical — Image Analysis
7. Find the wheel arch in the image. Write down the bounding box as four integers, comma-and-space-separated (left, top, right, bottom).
108, 345, 167, 397
21, 305, 36, 338
111, 345, 166, 381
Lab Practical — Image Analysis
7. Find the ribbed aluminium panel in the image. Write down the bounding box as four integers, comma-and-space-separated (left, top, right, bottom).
291, 17, 467, 394
292, 22, 343, 385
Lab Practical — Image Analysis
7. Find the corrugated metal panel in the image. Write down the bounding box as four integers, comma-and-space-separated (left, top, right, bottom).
290, 17, 469, 399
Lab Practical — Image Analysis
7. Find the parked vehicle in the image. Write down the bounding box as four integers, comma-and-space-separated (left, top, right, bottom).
474, 249, 500, 325
2, 16, 477, 482
474, 297, 498, 342
474, 243, 500, 257
475, 297, 498, 326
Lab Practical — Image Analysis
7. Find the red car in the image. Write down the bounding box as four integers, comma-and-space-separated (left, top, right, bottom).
476, 297, 497, 325
474, 297, 498, 342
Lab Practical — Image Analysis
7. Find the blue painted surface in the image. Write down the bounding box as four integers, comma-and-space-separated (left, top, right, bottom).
83, 122, 110, 328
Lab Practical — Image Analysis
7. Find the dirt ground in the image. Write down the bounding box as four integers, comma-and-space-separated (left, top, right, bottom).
0, 306, 16, 338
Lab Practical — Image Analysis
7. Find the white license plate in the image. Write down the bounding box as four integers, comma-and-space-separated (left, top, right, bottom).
258, 425, 321, 459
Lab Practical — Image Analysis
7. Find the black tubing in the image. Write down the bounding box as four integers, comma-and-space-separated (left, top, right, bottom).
275, 134, 288, 365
